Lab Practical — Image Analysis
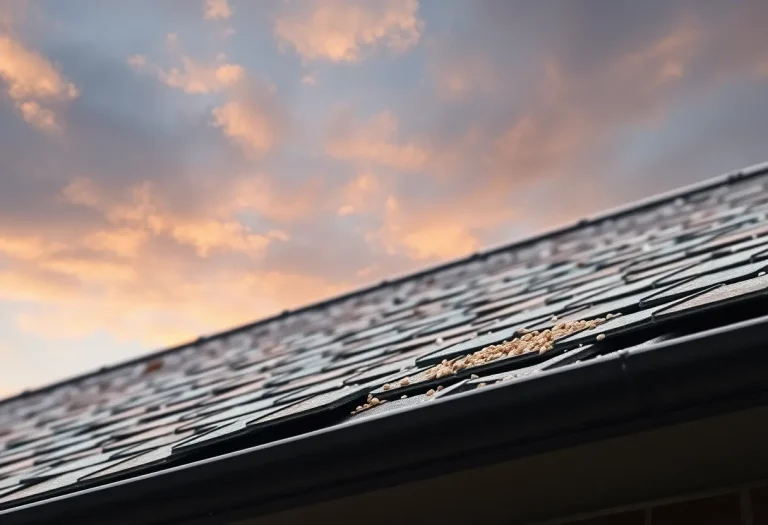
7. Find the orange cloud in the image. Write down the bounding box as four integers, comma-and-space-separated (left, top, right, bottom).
18, 100, 58, 130
372, 196, 480, 260
0, 271, 75, 303
211, 82, 284, 155
467, 25, 702, 197
239, 270, 348, 312
0, 34, 78, 130
89, 181, 165, 228
618, 26, 698, 88
326, 110, 430, 171
0, 36, 78, 100
321, 111, 520, 261
493, 113, 587, 178
337, 173, 379, 215
39, 258, 139, 284
10, 262, 349, 348
0, 235, 64, 260
83, 228, 148, 258
211, 100, 275, 153
169, 220, 286, 257
274, 0, 423, 62
128, 53, 244, 94
229, 175, 327, 223
0, 172, 357, 350
127, 37, 285, 156
204, 0, 233, 21
60, 178, 288, 257
60, 176, 102, 208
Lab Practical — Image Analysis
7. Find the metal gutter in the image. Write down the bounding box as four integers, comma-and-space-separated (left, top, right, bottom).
2, 161, 767, 407
5, 310, 768, 524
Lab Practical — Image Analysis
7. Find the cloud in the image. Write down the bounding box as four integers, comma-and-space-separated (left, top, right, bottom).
128, 53, 244, 94
211, 100, 274, 153
407, 19, 709, 219
0, 270, 76, 303
204, 0, 233, 21
40, 258, 138, 283
19, 100, 59, 130
60, 177, 289, 258
211, 81, 285, 155
0, 171, 345, 350
0, 32, 373, 388
169, 220, 286, 257
430, 52, 498, 102
126, 36, 283, 156
229, 175, 328, 223
0, 235, 64, 261
11, 265, 348, 348
274, 0, 423, 62
336, 173, 380, 216
0, 34, 78, 130
59, 176, 101, 208
319, 18, 714, 261
0, 38, 76, 100
83, 228, 148, 258
373, 196, 480, 260
325, 109, 430, 171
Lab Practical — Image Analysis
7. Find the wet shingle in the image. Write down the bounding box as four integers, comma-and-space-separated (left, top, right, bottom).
0, 460, 123, 508
655, 274, 768, 320
640, 260, 768, 307
247, 384, 371, 431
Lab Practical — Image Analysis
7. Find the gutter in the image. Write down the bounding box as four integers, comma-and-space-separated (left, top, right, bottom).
5, 311, 768, 524
3, 161, 767, 408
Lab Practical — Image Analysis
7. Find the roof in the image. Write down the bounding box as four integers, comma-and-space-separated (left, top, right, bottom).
3, 161, 768, 522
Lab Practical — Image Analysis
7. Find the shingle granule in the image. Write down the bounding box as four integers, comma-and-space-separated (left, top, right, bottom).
423, 318, 606, 382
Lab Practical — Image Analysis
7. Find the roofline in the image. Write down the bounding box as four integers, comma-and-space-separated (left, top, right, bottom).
2, 160, 766, 406
6, 304, 768, 523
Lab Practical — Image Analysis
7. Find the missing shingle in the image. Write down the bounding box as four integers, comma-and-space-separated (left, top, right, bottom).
421, 318, 607, 381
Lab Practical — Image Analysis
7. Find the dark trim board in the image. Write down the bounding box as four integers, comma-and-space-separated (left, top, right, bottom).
244, 404, 768, 525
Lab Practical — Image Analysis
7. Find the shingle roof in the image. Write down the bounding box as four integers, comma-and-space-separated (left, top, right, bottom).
2, 161, 768, 513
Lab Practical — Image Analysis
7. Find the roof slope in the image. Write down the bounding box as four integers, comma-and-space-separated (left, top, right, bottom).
2, 161, 768, 516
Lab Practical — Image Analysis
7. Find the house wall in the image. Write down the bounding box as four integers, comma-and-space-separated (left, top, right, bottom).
562, 485, 768, 525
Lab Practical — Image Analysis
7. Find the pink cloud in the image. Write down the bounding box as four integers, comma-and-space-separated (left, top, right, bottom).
0, 34, 78, 130
204, 0, 233, 21
211, 97, 278, 154
325, 109, 430, 172
274, 0, 423, 62
128, 53, 244, 94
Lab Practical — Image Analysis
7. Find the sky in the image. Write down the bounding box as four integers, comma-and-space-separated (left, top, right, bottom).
1, 0, 768, 397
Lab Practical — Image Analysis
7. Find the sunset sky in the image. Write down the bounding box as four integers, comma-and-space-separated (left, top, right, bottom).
1, 0, 768, 397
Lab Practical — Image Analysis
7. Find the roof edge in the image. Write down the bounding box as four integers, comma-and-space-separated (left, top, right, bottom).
5, 309, 768, 523
2, 160, 766, 406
